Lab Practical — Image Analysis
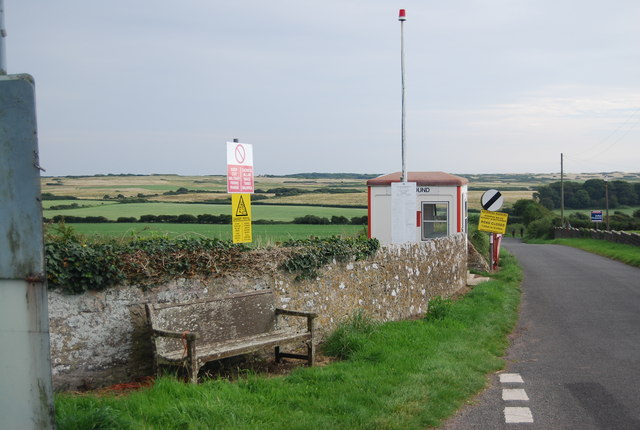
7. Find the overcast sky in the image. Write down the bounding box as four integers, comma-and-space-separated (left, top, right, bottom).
7, 1, 640, 176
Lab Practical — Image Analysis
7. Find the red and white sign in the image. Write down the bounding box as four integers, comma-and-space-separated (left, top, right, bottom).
226, 142, 254, 194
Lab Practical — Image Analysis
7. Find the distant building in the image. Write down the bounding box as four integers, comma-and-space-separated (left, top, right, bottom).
367, 171, 469, 245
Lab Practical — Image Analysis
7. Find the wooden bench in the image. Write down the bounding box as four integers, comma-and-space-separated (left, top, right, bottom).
145, 290, 317, 383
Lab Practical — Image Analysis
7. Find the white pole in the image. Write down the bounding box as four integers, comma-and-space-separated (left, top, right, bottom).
0, 0, 7, 74
399, 9, 407, 183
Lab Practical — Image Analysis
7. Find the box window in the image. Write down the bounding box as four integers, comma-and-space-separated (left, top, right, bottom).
422, 202, 449, 239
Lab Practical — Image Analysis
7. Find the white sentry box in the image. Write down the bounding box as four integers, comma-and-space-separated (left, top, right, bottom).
367, 172, 469, 246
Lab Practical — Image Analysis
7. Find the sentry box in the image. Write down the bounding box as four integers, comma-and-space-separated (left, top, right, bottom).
367, 172, 469, 245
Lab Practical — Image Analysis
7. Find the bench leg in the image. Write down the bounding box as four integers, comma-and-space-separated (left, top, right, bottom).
275, 346, 282, 363
187, 341, 199, 384
307, 340, 315, 366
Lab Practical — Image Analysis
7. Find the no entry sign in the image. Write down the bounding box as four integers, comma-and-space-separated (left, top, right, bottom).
481, 189, 504, 211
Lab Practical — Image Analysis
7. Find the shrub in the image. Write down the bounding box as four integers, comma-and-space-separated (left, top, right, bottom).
526, 215, 559, 239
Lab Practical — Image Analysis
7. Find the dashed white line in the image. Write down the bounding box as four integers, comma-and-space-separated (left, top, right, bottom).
504, 407, 534, 423
499, 373, 533, 424
500, 373, 524, 384
502, 388, 529, 401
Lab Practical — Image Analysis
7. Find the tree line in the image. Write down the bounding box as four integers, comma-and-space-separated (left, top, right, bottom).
534, 179, 640, 209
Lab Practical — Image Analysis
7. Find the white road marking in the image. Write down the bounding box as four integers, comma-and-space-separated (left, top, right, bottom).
502, 388, 529, 401
500, 373, 524, 383
504, 407, 534, 423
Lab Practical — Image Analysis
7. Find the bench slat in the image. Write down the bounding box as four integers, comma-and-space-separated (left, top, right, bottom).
158, 330, 311, 363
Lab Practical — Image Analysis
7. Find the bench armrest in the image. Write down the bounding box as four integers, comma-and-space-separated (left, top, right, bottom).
151, 328, 199, 341
275, 308, 317, 319
275, 308, 316, 335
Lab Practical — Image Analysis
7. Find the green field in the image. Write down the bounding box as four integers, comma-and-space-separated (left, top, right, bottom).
51, 223, 366, 244
44, 202, 367, 222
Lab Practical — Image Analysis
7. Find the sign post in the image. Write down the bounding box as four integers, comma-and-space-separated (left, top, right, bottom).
479, 190, 508, 270
226, 140, 254, 244
591, 210, 603, 225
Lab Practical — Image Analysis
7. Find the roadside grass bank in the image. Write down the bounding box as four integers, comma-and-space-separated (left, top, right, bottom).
533, 238, 640, 268
55, 253, 522, 430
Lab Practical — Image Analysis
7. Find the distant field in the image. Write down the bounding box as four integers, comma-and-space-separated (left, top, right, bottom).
41, 173, 638, 214
50, 223, 366, 244
41, 175, 369, 202
43, 202, 367, 222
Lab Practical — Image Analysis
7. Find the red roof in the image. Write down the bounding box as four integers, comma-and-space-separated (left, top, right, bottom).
366, 171, 468, 186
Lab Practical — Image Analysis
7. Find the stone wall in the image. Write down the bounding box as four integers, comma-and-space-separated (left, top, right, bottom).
48, 234, 467, 391
555, 227, 640, 246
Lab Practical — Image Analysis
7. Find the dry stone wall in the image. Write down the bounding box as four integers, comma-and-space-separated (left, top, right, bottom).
48, 233, 467, 391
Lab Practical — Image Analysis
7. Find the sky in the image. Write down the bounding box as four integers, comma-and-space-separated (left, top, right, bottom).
6, 1, 640, 177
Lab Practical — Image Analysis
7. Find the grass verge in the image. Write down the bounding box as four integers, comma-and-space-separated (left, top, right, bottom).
535, 238, 640, 268
55, 253, 522, 430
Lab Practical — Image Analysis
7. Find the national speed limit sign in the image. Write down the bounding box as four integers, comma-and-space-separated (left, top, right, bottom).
481, 189, 503, 211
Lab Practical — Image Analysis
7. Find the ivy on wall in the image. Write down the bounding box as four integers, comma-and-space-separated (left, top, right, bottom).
44, 225, 380, 294
280, 237, 380, 281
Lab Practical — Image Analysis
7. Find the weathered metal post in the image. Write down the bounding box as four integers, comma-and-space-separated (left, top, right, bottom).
0, 0, 6, 75
0, 73, 56, 427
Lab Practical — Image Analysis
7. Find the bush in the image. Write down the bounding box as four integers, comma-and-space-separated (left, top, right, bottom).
331, 215, 349, 225
526, 215, 560, 239
292, 215, 330, 225
350, 215, 368, 225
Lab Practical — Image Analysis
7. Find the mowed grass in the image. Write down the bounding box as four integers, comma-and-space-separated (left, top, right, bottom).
58, 223, 366, 243
542, 238, 640, 268
43, 203, 367, 222
55, 253, 522, 430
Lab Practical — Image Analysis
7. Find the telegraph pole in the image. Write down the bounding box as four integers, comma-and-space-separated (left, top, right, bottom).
560, 153, 564, 227
399, 9, 407, 183
604, 175, 610, 231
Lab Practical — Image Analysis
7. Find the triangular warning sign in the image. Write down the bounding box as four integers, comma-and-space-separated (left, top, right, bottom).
235, 195, 249, 217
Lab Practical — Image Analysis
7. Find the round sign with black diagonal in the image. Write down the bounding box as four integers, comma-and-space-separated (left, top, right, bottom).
481, 189, 503, 211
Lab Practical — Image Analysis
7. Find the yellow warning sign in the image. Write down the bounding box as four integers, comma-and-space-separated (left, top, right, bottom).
478, 209, 509, 234
232, 194, 252, 243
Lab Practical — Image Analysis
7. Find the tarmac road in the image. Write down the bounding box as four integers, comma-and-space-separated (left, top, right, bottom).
443, 238, 640, 429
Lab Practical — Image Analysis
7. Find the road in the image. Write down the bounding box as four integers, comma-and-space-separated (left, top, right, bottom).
443, 238, 640, 429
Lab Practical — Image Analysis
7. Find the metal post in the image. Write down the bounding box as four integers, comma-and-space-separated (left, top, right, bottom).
0, 0, 7, 75
489, 232, 494, 271
0, 74, 56, 429
399, 9, 407, 184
